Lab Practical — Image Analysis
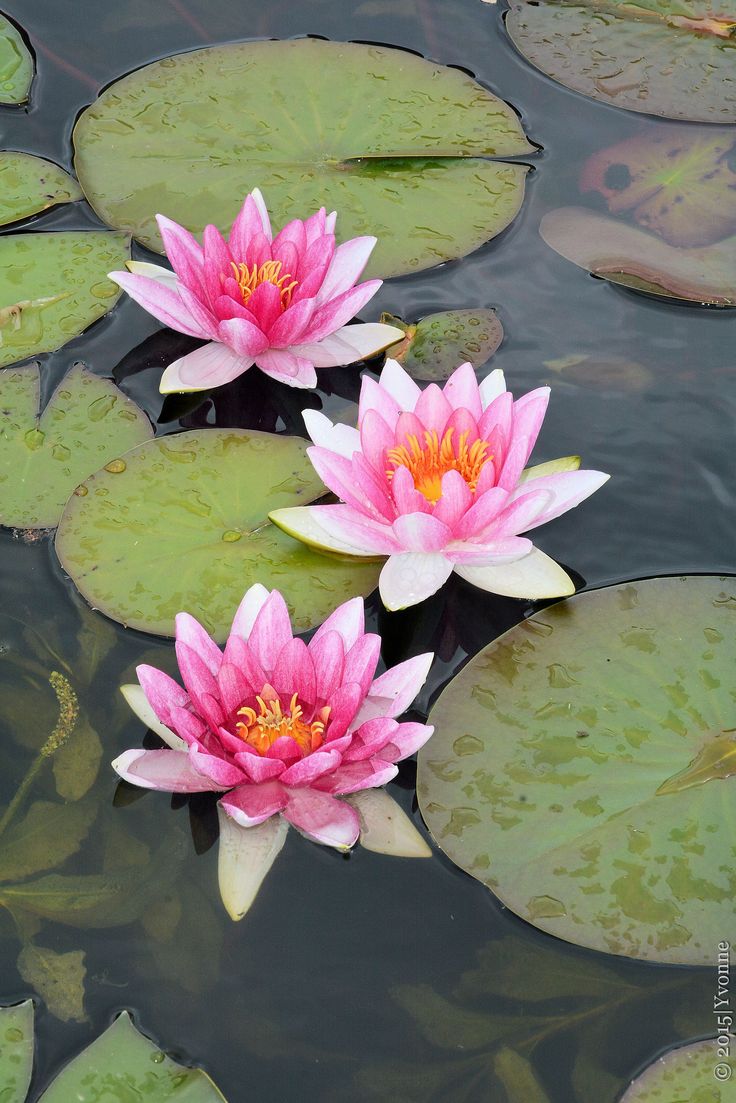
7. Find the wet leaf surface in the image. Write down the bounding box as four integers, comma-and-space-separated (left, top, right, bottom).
0, 232, 129, 368
418, 576, 736, 964
17, 942, 87, 1023
620, 1038, 726, 1100
0, 14, 33, 105
382, 308, 503, 380
56, 428, 380, 641
0, 1001, 33, 1103
580, 127, 736, 248
0, 363, 152, 529
0, 153, 82, 227
73, 39, 533, 278
539, 207, 736, 306
505, 0, 736, 123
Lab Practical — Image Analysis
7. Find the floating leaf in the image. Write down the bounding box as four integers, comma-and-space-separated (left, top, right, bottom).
620, 1039, 726, 1100
418, 576, 736, 964
38, 1011, 226, 1102
0, 14, 33, 105
539, 207, 736, 306
56, 428, 381, 642
17, 943, 87, 1023
505, 0, 736, 123
0, 800, 96, 882
0, 231, 129, 368
382, 309, 503, 381
0, 153, 82, 227
0, 1001, 33, 1103
73, 39, 533, 278
0, 363, 152, 529
580, 127, 736, 248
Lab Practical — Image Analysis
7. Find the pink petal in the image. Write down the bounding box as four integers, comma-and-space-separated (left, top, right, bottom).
156, 214, 204, 291
307, 629, 346, 701
281, 503, 401, 555
511, 388, 550, 461
228, 584, 271, 644
361, 652, 433, 721
378, 358, 421, 411
175, 284, 218, 334
265, 736, 302, 764
229, 191, 272, 257
279, 749, 343, 787
379, 552, 453, 610
174, 641, 225, 727
390, 464, 431, 516
455, 486, 509, 540
313, 759, 398, 794
343, 634, 382, 698
392, 513, 453, 553
506, 469, 610, 530
310, 596, 365, 652
299, 235, 335, 290
432, 469, 473, 529
112, 748, 221, 792
377, 721, 434, 760
159, 342, 253, 393
394, 410, 427, 448
308, 447, 391, 521
221, 636, 268, 697
217, 661, 250, 714
174, 612, 222, 676
443, 362, 483, 420
496, 434, 532, 492
109, 271, 211, 338
302, 206, 326, 247
302, 281, 382, 344
136, 664, 188, 728
359, 408, 395, 474
443, 405, 480, 447
217, 317, 270, 358
272, 637, 317, 710
478, 390, 513, 442
232, 751, 285, 783
188, 744, 246, 788
247, 281, 283, 333
493, 489, 554, 537
358, 374, 401, 430
255, 349, 317, 388
267, 297, 317, 346
444, 535, 532, 565
168, 704, 209, 746
281, 788, 360, 848
292, 322, 400, 367
220, 780, 289, 827
316, 236, 377, 304
271, 217, 307, 261
324, 681, 365, 741
248, 590, 294, 672
342, 717, 399, 762
414, 383, 454, 434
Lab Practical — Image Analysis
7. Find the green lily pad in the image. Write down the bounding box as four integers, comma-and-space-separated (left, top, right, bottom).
505, 0, 736, 123
0, 231, 129, 367
0, 1001, 33, 1103
418, 576, 736, 964
72, 39, 533, 278
55, 428, 381, 642
0, 363, 153, 529
539, 207, 736, 306
0, 14, 33, 105
621, 1039, 728, 1100
382, 309, 503, 381
0, 153, 83, 227
580, 127, 736, 248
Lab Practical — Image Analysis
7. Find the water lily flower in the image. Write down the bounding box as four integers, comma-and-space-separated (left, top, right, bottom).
115, 585, 433, 920
108, 189, 402, 393
270, 359, 609, 610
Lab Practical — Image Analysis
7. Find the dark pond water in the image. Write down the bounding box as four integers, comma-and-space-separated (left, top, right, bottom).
0, 0, 733, 1098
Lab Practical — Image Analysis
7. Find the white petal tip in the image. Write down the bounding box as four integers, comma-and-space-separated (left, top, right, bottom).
349, 790, 432, 858
217, 808, 288, 922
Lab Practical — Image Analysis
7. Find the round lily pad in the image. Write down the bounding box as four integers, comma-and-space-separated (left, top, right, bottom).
0, 14, 33, 105
539, 207, 736, 307
505, 0, 736, 123
418, 576, 736, 964
621, 1039, 729, 1101
0, 363, 152, 529
55, 429, 381, 642
580, 128, 736, 248
72, 39, 533, 278
382, 309, 503, 381
0, 231, 129, 367
0, 153, 82, 228
0, 1000, 33, 1103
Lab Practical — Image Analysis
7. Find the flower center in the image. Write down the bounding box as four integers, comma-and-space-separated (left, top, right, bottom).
386, 428, 492, 504
235, 685, 328, 756
230, 260, 298, 310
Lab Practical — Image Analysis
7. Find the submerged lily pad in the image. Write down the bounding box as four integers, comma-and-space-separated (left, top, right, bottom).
382, 309, 503, 381
56, 429, 380, 641
0, 14, 33, 105
621, 1039, 726, 1100
73, 39, 533, 278
0, 231, 129, 367
0, 153, 83, 227
505, 0, 736, 123
418, 576, 736, 964
540, 207, 736, 306
580, 128, 736, 248
0, 363, 152, 529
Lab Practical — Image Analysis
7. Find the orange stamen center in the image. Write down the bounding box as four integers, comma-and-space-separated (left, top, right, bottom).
386, 428, 492, 504
230, 260, 298, 310
236, 685, 328, 757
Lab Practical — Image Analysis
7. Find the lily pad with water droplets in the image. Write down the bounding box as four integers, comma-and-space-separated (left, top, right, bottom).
505, 0, 736, 123
0, 153, 83, 228
539, 207, 736, 306
55, 428, 381, 642
620, 1039, 726, 1101
0, 363, 152, 529
0, 14, 33, 105
418, 576, 736, 964
72, 39, 533, 278
0, 231, 129, 367
0, 1001, 33, 1103
580, 127, 736, 248
382, 309, 504, 381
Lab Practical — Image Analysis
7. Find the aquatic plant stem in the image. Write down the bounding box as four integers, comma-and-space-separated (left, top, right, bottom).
0, 672, 78, 839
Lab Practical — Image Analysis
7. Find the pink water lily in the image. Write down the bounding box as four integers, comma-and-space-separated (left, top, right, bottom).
270, 359, 609, 610
108, 189, 402, 393
115, 585, 433, 919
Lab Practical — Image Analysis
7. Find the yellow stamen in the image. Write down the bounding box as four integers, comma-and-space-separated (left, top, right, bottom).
386, 428, 492, 504
230, 260, 298, 310
235, 686, 329, 756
